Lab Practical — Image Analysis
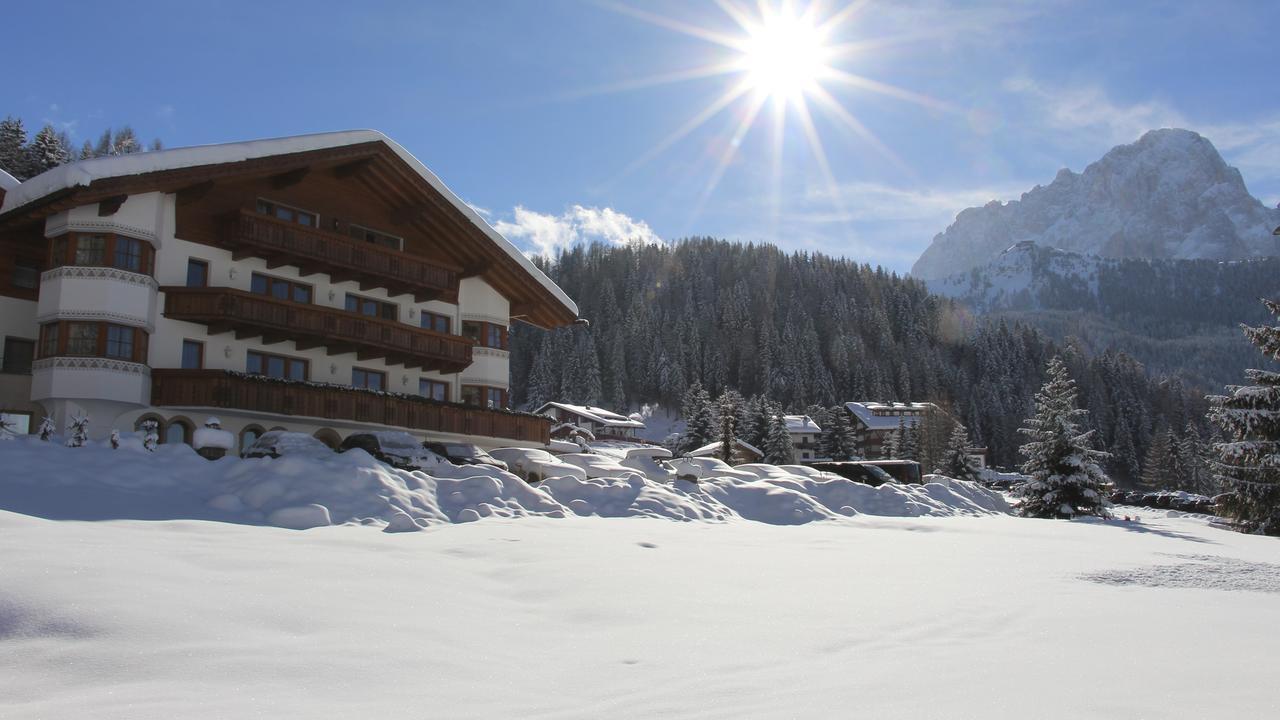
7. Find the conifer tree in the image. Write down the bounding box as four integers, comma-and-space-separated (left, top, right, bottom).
938, 423, 981, 481
1180, 422, 1215, 495
716, 394, 739, 463
65, 414, 89, 448
0, 116, 30, 179
899, 418, 920, 461
26, 124, 71, 176
1140, 427, 1172, 490
764, 409, 795, 464
1208, 298, 1280, 534
679, 382, 715, 453
882, 420, 903, 460
823, 406, 857, 461
1015, 357, 1111, 518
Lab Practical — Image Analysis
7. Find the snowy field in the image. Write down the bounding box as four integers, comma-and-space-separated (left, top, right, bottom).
2, 442, 1279, 718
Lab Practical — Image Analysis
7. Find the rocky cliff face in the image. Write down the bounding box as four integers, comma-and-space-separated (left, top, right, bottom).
911, 129, 1280, 280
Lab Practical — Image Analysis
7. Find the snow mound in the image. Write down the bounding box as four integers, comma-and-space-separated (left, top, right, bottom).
0, 439, 1009, 530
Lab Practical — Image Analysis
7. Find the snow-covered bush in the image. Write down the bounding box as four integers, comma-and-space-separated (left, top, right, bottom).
37, 416, 55, 441
141, 419, 159, 452
110, 430, 120, 449
64, 414, 89, 448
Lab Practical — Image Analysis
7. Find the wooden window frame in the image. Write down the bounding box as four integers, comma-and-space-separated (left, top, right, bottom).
181, 339, 205, 370
344, 292, 398, 321
48, 232, 155, 276
246, 350, 309, 381
36, 321, 148, 363
2, 336, 36, 374
11, 259, 40, 290
462, 320, 508, 350
420, 311, 451, 334
351, 367, 387, 391
256, 198, 318, 228
419, 378, 449, 402
461, 384, 508, 409
250, 272, 313, 304
348, 223, 403, 251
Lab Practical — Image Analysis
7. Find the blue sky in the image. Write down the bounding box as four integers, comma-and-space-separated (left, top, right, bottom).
5, 0, 1278, 272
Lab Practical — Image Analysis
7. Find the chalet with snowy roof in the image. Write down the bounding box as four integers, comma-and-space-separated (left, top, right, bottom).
843, 401, 942, 458
0, 131, 579, 450
535, 402, 645, 441
784, 414, 822, 462
688, 438, 763, 465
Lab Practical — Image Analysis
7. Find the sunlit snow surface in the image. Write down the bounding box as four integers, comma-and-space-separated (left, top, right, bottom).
2, 439, 1277, 718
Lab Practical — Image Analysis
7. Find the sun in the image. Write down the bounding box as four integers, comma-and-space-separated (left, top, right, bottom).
738, 9, 832, 101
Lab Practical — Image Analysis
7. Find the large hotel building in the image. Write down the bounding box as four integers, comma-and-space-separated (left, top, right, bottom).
0, 131, 578, 451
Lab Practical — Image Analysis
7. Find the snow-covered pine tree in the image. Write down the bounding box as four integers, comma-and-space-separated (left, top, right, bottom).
764, 409, 795, 464
1140, 427, 1172, 490
716, 394, 739, 463
142, 419, 159, 452
679, 382, 716, 453
1180, 422, 1215, 495
824, 406, 857, 461
524, 331, 560, 409
0, 116, 29, 179
65, 414, 89, 448
899, 418, 919, 461
882, 420, 902, 460
938, 423, 982, 482
743, 395, 771, 449
37, 416, 55, 441
1015, 356, 1111, 519
1207, 298, 1280, 534
26, 124, 71, 175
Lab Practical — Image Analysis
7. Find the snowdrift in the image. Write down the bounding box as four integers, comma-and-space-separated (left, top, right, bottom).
0, 438, 1009, 530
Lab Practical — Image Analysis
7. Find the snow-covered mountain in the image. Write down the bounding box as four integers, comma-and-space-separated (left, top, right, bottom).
926, 241, 1103, 313
911, 128, 1280, 280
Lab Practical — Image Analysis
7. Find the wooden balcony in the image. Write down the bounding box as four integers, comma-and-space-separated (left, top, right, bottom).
222, 210, 459, 302
151, 369, 549, 444
162, 286, 473, 372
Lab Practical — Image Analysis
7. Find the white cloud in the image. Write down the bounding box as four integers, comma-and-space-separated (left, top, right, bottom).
493, 204, 661, 257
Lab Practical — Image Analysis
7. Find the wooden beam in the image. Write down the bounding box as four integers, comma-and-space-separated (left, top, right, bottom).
97, 195, 128, 216
390, 204, 430, 226
270, 166, 310, 189
332, 157, 375, 179
459, 262, 490, 279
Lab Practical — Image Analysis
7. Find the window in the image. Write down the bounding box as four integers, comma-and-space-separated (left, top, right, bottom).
186, 259, 209, 287
2, 338, 35, 374
39, 324, 58, 358
348, 223, 402, 250
240, 427, 264, 454
181, 340, 204, 369
74, 235, 106, 266
257, 199, 316, 227
49, 233, 153, 275
250, 273, 312, 304
12, 260, 39, 290
105, 325, 135, 360
351, 367, 386, 391
165, 421, 191, 446
421, 311, 451, 334
462, 321, 508, 350
419, 378, 448, 402
344, 293, 397, 321
462, 385, 507, 409
65, 323, 99, 355
246, 351, 307, 381
0, 411, 32, 435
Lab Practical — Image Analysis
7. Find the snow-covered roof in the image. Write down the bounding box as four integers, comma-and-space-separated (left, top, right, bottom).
0, 130, 576, 319
537, 402, 646, 429
0, 167, 18, 192
688, 439, 763, 458
784, 415, 821, 434
844, 402, 932, 431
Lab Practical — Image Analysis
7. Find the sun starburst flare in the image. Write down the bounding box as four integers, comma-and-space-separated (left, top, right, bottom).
591, 0, 956, 234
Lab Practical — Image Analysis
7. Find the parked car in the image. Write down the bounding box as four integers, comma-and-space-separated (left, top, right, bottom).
809, 461, 896, 487
423, 441, 508, 471
617, 447, 679, 483
860, 460, 922, 484
1108, 490, 1129, 504
340, 432, 443, 470
243, 430, 336, 460
488, 447, 587, 484
735, 464, 804, 481
668, 456, 757, 482
558, 453, 637, 479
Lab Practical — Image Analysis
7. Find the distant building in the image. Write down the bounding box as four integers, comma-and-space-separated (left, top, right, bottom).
688, 438, 764, 465
535, 402, 645, 441
784, 414, 822, 462
843, 401, 942, 458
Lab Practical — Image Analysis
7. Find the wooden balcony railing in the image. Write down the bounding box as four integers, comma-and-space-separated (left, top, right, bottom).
223, 210, 459, 302
151, 369, 549, 444
162, 286, 473, 372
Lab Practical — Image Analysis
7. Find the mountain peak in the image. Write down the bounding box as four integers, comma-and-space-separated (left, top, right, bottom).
911, 129, 1280, 280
